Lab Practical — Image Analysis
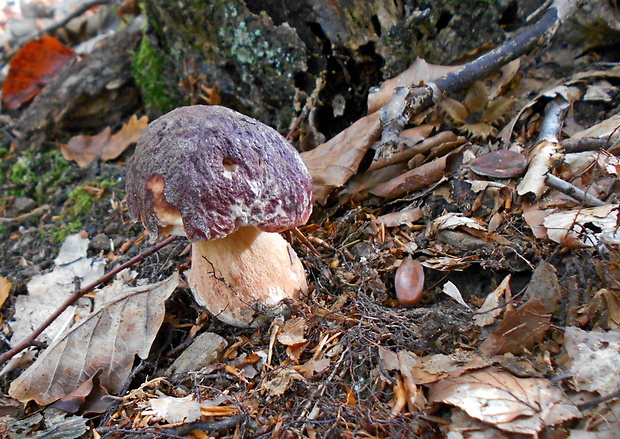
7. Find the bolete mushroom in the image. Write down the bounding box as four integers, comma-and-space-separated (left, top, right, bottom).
126, 105, 312, 327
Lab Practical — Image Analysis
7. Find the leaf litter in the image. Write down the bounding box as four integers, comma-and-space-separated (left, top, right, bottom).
2, 2, 620, 438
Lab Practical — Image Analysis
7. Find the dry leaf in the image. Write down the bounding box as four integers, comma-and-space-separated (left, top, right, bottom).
474, 274, 511, 327
277, 316, 308, 346
2, 35, 75, 110
9, 273, 179, 405
430, 368, 581, 434
564, 326, 620, 394
9, 233, 106, 348
0, 277, 11, 308
260, 367, 306, 397
517, 141, 559, 200
543, 204, 619, 247
147, 394, 203, 423
301, 112, 381, 204
480, 298, 551, 356
61, 115, 148, 167
442, 281, 472, 310
370, 149, 463, 200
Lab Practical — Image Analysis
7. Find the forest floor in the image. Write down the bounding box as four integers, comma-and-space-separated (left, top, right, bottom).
1, 1, 620, 439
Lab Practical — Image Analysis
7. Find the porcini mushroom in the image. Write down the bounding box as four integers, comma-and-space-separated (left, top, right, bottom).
126, 105, 312, 327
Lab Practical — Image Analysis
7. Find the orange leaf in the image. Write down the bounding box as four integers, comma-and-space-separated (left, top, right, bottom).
2, 35, 75, 110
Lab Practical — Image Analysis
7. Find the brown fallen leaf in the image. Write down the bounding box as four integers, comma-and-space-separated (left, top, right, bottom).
370, 149, 464, 200
2, 35, 75, 110
9, 273, 179, 406
301, 112, 381, 204
429, 368, 581, 435
61, 115, 148, 167
0, 277, 11, 308
479, 298, 551, 356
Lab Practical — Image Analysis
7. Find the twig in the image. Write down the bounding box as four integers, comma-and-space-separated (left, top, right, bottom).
545, 173, 606, 207
376, 0, 579, 157
0, 204, 50, 223
0, 235, 178, 365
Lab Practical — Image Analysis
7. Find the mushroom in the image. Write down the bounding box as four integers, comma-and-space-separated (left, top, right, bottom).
126, 105, 313, 327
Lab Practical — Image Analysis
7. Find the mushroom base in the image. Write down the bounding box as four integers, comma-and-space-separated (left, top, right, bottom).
188, 226, 308, 327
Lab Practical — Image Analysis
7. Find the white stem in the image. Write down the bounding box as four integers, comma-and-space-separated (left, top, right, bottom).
188, 226, 307, 327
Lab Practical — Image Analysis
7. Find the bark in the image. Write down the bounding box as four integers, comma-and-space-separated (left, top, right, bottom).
141, 0, 544, 143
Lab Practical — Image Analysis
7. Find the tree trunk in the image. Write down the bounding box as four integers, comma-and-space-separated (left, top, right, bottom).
135, 0, 543, 144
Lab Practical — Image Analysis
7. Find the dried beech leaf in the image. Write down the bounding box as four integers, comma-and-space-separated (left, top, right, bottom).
61, 115, 148, 167
469, 150, 527, 179
440, 97, 470, 125
0, 277, 11, 308
463, 81, 489, 114
480, 96, 516, 124
301, 112, 381, 204
564, 326, 620, 394
474, 274, 511, 327
442, 281, 472, 310
367, 58, 460, 114
370, 150, 463, 200
9, 273, 179, 405
543, 204, 619, 247
480, 298, 551, 356
277, 316, 308, 346
2, 35, 75, 110
517, 141, 559, 199
429, 368, 581, 434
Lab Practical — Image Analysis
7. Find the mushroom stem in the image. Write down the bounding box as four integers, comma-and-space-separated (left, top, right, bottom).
188, 226, 308, 327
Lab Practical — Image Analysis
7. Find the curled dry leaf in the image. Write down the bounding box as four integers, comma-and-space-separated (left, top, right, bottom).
517, 141, 559, 200
395, 257, 425, 306
474, 274, 511, 327
469, 150, 527, 178
0, 277, 11, 308
2, 35, 75, 110
370, 149, 464, 200
301, 112, 382, 204
429, 368, 581, 435
9, 273, 179, 406
543, 204, 619, 247
442, 281, 472, 310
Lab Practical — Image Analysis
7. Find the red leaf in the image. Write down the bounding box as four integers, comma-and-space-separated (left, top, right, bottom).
2, 35, 75, 110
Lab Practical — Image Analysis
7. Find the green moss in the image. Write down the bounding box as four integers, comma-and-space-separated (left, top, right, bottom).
1, 149, 73, 203
50, 180, 117, 243
132, 35, 180, 113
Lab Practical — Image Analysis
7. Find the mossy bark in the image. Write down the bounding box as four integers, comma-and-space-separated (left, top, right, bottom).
141, 0, 544, 142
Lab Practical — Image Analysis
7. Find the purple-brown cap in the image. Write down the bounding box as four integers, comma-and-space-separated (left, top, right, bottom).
126, 105, 313, 241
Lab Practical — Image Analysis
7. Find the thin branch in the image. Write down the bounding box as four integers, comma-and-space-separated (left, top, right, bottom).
545, 173, 606, 207
377, 0, 579, 157
0, 235, 178, 365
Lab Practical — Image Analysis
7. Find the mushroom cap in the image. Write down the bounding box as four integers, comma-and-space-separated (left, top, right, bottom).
126, 105, 313, 241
